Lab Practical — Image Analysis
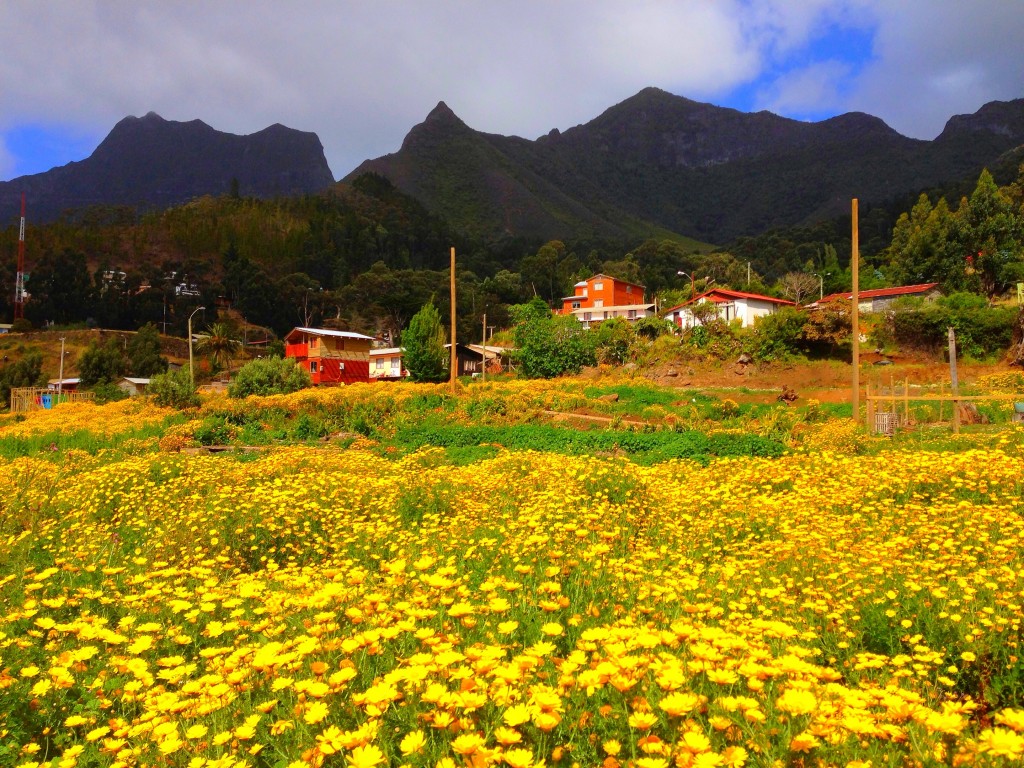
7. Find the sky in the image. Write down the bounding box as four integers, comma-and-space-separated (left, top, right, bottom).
1, 1, 1022, 183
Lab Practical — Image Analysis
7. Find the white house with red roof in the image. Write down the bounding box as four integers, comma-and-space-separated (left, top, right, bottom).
664, 288, 796, 329
812, 283, 941, 313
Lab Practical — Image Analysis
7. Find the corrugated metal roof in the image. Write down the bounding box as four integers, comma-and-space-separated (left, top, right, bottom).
286, 327, 376, 341
818, 283, 939, 304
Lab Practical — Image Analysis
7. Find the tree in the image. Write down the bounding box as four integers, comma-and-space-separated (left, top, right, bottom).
229, 357, 311, 398
148, 368, 200, 409
126, 323, 168, 377
199, 322, 241, 376
0, 352, 46, 406
78, 338, 127, 387
403, 301, 448, 383
779, 272, 821, 304
511, 297, 596, 378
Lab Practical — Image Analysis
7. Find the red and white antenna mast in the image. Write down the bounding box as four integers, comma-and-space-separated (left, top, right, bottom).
14, 193, 26, 319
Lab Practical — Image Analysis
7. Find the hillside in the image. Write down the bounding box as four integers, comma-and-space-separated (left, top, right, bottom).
348, 88, 1024, 243
0, 113, 335, 222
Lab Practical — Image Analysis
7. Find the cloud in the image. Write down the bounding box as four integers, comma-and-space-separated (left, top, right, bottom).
0, 135, 14, 180
755, 60, 852, 117
0, 0, 1022, 179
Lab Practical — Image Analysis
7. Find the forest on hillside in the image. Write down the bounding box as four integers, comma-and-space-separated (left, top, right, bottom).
1, 165, 1022, 342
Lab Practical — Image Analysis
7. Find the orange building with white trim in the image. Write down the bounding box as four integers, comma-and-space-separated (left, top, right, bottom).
558, 274, 655, 328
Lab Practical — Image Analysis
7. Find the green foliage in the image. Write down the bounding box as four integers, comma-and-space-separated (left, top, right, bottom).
228, 357, 312, 398
10, 319, 33, 333
92, 381, 130, 404
633, 315, 674, 340
0, 352, 46, 407
148, 368, 200, 409
393, 424, 784, 464
78, 338, 127, 387
126, 323, 168, 377
511, 298, 596, 378
402, 301, 448, 383
747, 308, 809, 362
198, 322, 241, 374
887, 170, 1024, 296
876, 293, 1018, 358
591, 318, 636, 365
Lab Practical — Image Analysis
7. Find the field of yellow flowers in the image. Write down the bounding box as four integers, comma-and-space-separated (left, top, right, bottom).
2, 383, 1024, 768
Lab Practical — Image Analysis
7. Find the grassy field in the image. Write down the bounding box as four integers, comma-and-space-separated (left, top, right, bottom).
2, 378, 1024, 767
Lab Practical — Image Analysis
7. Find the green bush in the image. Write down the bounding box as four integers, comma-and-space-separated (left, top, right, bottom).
0, 351, 47, 407
92, 381, 130, 404
748, 308, 809, 362
228, 357, 312, 398
148, 369, 200, 409
881, 294, 1017, 358
592, 318, 636, 365
511, 298, 596, 378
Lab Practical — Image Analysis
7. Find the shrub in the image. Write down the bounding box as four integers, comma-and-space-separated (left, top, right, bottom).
511, 298, 596, 378
228, 357, 312, 398
747, 308, 809, 362
78, 338, 127, 387
92, 381, 130, 404
403, 301, 448, 383
634, 316, 675, 340
148, 368, 200, 409
0, 351, 47, 406
592, 318, 636, 365
127, 323, 169, 377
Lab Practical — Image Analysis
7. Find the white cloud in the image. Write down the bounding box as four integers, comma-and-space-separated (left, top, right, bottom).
755, 60, 852, 116
0, 0, 1022, 177
0, 135, 13, 179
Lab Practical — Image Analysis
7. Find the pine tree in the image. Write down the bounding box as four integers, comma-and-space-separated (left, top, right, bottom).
402, 301, 448, 383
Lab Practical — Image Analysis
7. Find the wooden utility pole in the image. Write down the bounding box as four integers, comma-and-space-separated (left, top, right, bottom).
948, 326, 960, 433
851, 198, 860, 420
481, 313, 487, 383
450, 247, 457, 395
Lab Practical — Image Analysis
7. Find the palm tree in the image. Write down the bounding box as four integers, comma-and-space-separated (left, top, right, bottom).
198, 322, 241, 378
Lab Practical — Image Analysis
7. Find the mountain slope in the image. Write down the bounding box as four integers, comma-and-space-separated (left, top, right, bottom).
347, 88, 1024, 243
0, 113, 335, 221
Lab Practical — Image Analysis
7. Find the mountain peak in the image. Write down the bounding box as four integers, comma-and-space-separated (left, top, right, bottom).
425, 101, 462, 124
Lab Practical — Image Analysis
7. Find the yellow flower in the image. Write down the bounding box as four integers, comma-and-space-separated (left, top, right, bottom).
540, 622, 563, 636
503, 705, 531, 727
64, 715, 89, 727
603, 740, 621, 756
776, 688, 817, 716
400, 730, 426, 755
304, 701, 329, 724
185, 724, 208, 740
85, 726, 110, 742
789, 731, 820, 752
494, 727, 522, 745
977, 728, 1024, 759
503, 747, 534, 768
659, 691, 700, 717
346, 744, 386, 768
628, 711, 659, 730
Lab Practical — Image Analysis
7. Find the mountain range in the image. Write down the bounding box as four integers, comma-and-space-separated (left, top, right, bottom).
3, 90, 1023, 244
348, 88, 1024, 243
0, 112, 334, 221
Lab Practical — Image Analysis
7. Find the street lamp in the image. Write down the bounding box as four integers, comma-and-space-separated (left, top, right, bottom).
188, 306, 206, 385
812, 273, 831, 301
677, 271, 696, 297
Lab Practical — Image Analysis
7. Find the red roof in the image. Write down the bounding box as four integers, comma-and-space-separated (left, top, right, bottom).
818, 283, 939, 304
663, 288, 795, 314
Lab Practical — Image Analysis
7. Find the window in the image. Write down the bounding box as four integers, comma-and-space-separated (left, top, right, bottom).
310, 361, 318, 373
593, 299, 603, 308
375, 358, 384, 369
626, 285, 633, 294
603, 312, 609, 320
628, 309, 637, 319
583, 312, 592, 321
571, 301, 581, 309
593, 281, 603, 291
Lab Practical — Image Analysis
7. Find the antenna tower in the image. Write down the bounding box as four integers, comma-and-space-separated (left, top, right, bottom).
14, 193, 27, 320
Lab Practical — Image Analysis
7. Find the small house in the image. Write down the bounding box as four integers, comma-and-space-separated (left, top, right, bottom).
813, 283, 941, 313
118, 377, 151, 397
284, 327, 376, 385
47, 378, 80, 392
664, 288, 795, 329
370, 347, 407, 380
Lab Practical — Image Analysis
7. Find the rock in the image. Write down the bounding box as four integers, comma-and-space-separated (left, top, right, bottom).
598, 393, 619, 402
737, 353, 753, 365
874, 359, 893, 366
665, 368, 679, 377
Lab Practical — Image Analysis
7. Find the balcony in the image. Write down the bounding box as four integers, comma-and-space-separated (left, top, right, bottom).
285, 342, 308, 359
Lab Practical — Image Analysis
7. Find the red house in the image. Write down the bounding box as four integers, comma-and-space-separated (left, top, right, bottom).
284, 327, 375, 385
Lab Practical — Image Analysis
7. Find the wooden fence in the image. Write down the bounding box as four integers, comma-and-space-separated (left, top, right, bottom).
9, 388, 96, 414
865, 378, 1024, 434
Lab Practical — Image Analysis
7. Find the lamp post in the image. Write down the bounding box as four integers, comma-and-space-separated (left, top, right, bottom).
188, 306, 205, 385
677, 271, 696, 298
812, 273, 831, 301
57, 337, 65, 397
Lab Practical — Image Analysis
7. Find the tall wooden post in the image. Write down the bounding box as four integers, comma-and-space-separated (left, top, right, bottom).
851, 198, 860, 420
450, 247, 457, 395
948, 326, 959, 433
481, 313, 487, 383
